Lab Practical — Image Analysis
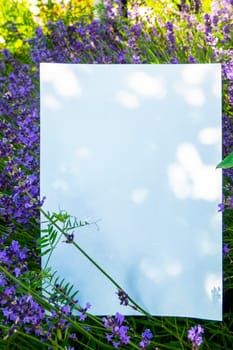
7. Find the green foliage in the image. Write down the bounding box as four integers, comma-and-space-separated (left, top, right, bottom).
146, 0, 212, 14
36, 0, 93, 28
42, 268, 79, 309
0, 0, 36, 58
216, 152, 233, 169
0, 0, 93, 61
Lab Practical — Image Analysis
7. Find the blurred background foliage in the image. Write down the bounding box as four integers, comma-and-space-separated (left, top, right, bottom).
0, 0, 214, 57
0, 0, 93, 57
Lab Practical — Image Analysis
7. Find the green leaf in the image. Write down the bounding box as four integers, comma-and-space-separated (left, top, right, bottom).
50, 229, 58, 245
40, 248, 51, 257
70, 290, 79, 300
39, 242, 51, 249
56, 328, 62, 341
37, 235, 49, 245
216, 152, 233, 169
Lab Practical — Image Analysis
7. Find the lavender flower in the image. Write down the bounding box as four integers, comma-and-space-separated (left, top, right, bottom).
204, 14, 212, 35
166, 21, 176, 54
0, 237, 86, 343
190, 0, 202, 13
63, 232, 74, 243
223, 243, 230, 256
79, 302, 91, 321
139, 328, 153, 349
170, 56, 179, 64
188, 324, 204, 349
179, 0, 190, 13
116, 289, 129, 306
218, 203, 225, 212
188, 55, 197, 63
102, 312, 130, 348
0, 239, 46, 339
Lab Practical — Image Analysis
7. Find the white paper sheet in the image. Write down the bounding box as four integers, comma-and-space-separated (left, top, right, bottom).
40, 63, 222, 320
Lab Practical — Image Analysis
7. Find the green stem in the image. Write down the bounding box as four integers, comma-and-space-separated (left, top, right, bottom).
43, 230, 63, 271
26, 190, 152, 317
0, 325, 55, 349
0, 265, 111, 349
40, 207, 152, 318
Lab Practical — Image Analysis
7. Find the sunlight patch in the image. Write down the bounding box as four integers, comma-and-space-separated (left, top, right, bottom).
127, 71, 166, 98
44, 95, 61, 110
115, 90, 140, 109
198, 127, 221, 145
140, 260, 163, 283
181, 64, 209, 85
75, 147, 92, 160
51, 179, 69, 192
130, 188, 149, 204
40, 63, 81, 97
164, 261, 182, 277
168, 143, 221, 201
184, 88, 205, 106
199, 238, 218, 256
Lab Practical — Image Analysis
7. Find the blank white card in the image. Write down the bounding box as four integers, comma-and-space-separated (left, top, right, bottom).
40, 64, 222, 320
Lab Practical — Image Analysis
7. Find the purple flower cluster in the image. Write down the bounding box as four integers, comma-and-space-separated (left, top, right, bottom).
188, 324, 204, 349
166, 21, 176, 54
222, 114, 233, 184
0, 235, 91, 343
190, 0, 202, 13
49, 281, 91, 322
223, 243, 230, 256
0, 237, 28, 280
0, 237, 46, 339
79, 302, 91, 321
203, 13, 212, 36
63, 232, 75, 243
2, 294, 46, 339
139, 328, 153, 349
102, 312, 130, 348
0, 49, 44, 226
116, 288, 129, 306
218, 203, 225, 212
